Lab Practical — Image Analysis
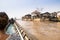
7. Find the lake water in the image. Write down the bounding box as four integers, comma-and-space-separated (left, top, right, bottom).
16, 20, 60, 40
6, 19, 60, 40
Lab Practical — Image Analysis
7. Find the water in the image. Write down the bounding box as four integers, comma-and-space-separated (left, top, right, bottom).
16, 20, 60, 40
5, 19, 60, 40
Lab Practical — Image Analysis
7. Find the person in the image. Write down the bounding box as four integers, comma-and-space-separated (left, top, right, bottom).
0, 12, 9, 40
0, 12, 21, 40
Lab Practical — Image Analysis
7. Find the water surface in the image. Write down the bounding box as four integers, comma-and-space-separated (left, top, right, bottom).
16, 20, 60, 40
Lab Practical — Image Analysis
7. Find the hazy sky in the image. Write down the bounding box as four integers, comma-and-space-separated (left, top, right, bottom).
0, 0, 60, 18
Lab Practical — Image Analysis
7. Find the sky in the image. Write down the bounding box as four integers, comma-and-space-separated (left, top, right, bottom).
0, 0, 60, 18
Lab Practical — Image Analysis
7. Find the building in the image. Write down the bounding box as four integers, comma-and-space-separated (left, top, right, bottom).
31, 10, 41, 19
40, 12, 50, 21
22, 14, 31, 21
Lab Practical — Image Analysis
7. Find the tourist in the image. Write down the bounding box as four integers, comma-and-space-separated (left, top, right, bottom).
0, 12, 21, 40
0, 12, 9, 40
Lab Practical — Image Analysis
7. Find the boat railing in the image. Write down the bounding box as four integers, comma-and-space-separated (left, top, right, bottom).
7, 18, 30, 40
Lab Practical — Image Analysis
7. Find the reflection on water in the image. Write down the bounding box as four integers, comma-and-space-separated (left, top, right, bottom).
16, 20, 60, 40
